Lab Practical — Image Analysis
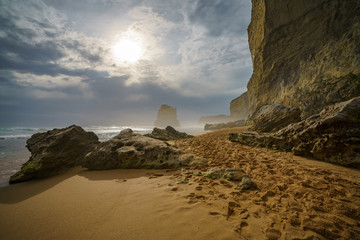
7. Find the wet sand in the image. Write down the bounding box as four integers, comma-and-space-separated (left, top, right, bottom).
1, 127, 360, 239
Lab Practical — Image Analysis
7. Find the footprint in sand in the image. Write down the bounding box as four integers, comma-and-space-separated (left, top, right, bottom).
209, 211, 220, 215
235, 221, 249, 233
187, 193, 195, 198
239, 209, 249, 219
266, 228, 281, 240
195, 195, 206, 200
188, 199, 198, 204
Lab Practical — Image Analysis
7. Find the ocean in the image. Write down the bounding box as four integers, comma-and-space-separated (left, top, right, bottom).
0, 125, 203, 186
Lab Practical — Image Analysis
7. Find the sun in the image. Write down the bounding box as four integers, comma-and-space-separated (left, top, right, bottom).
112, 33, 143, 63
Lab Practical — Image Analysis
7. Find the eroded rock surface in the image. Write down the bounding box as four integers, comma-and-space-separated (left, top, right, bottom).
230, 97, 360, 168
204, 120, 245, 131
10, 125, 99, 184
231, 0, 360, 119
249, 104, 301, 132
83, 129, 190, 170
145, 126, 193, 141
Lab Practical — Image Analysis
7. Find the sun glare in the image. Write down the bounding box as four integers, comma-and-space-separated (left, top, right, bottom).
112, 32, 143, 63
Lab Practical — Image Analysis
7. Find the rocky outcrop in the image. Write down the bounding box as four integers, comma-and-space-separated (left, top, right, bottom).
229, 97, 360, 168
198, 115, 231, 124
154, 104, 180, 127
144, 126, 193, 141
231, 0, 360, 119
249, 104, 301, 132
9, 125, 99, 184
204, 120, 245, 131
230, 92, 250, 120
83, 129, 190, 170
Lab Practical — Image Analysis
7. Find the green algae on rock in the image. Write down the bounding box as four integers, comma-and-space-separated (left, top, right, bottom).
10, 125, 99, 184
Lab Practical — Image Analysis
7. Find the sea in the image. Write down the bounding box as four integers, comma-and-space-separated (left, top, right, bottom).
0, 125, 203, 186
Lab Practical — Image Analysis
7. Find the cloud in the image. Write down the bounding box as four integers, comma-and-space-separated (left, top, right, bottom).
0, 0, 252, 126
120, 3, 252, 97
13, 72, 86, 89
187, 0, 251, 37
30, 89, 69, 99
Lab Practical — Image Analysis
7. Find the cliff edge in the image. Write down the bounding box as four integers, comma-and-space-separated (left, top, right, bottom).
231, 0, 360, 119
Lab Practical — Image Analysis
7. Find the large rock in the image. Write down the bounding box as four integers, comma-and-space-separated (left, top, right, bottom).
229, 97, 360, 168
144, 126, 194, 141
83, 129, 189, 170
230, 0, 360, 119
9, 125, 99, 184
249, 104, 301, 132
204, 120, 245, 131
154, 104, 180, 127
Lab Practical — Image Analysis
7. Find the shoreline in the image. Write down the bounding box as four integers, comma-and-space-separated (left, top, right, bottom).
0, 167, 239, 240
1, 127, 359, 239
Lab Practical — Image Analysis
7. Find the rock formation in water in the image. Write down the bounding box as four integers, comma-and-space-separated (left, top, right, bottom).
83, 129, 190, 170
230, 0, 360, 119
229, 97, 360, 168
154, 104, 180, 127
10, 125, 99, 184
249, 104, 301, 132
198, 115, 231, 125
145, 126, 194, 141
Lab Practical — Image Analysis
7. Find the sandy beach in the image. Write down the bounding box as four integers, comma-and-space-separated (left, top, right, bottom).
1, 127, 360, 240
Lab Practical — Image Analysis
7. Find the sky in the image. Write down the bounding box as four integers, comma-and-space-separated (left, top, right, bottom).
0, 0, 252, 127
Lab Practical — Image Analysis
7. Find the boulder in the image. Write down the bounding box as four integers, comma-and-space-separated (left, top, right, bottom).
154, 104, 180, 127
9, 125, 99, 184
83, 129, 190, 170
249, 104, 301, 132
229, 97, 360, 168
228, 132, 292, 152
144, 126, 193, 141
204, 120, 245, 131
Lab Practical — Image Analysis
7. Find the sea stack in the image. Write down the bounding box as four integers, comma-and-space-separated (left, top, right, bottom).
154, 104, 180, 127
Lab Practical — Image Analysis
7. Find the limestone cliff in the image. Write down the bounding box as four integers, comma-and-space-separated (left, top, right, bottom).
231, 0, 360, 119
230, 92, 250, 120
154, 104, 180, 127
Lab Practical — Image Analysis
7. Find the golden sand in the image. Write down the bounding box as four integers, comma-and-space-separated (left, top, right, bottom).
1, 127, 359, 239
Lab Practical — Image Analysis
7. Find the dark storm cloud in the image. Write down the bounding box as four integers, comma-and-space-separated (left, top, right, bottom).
0, 0, 105, 72
188, 0, 251, 37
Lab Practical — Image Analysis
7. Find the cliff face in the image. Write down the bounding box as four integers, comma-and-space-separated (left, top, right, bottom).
231, 0, 360, 119
230, 92, 250, 120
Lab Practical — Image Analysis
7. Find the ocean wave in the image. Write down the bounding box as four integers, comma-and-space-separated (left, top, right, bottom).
0, 134, 32, 140
0, 127, 49, 132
